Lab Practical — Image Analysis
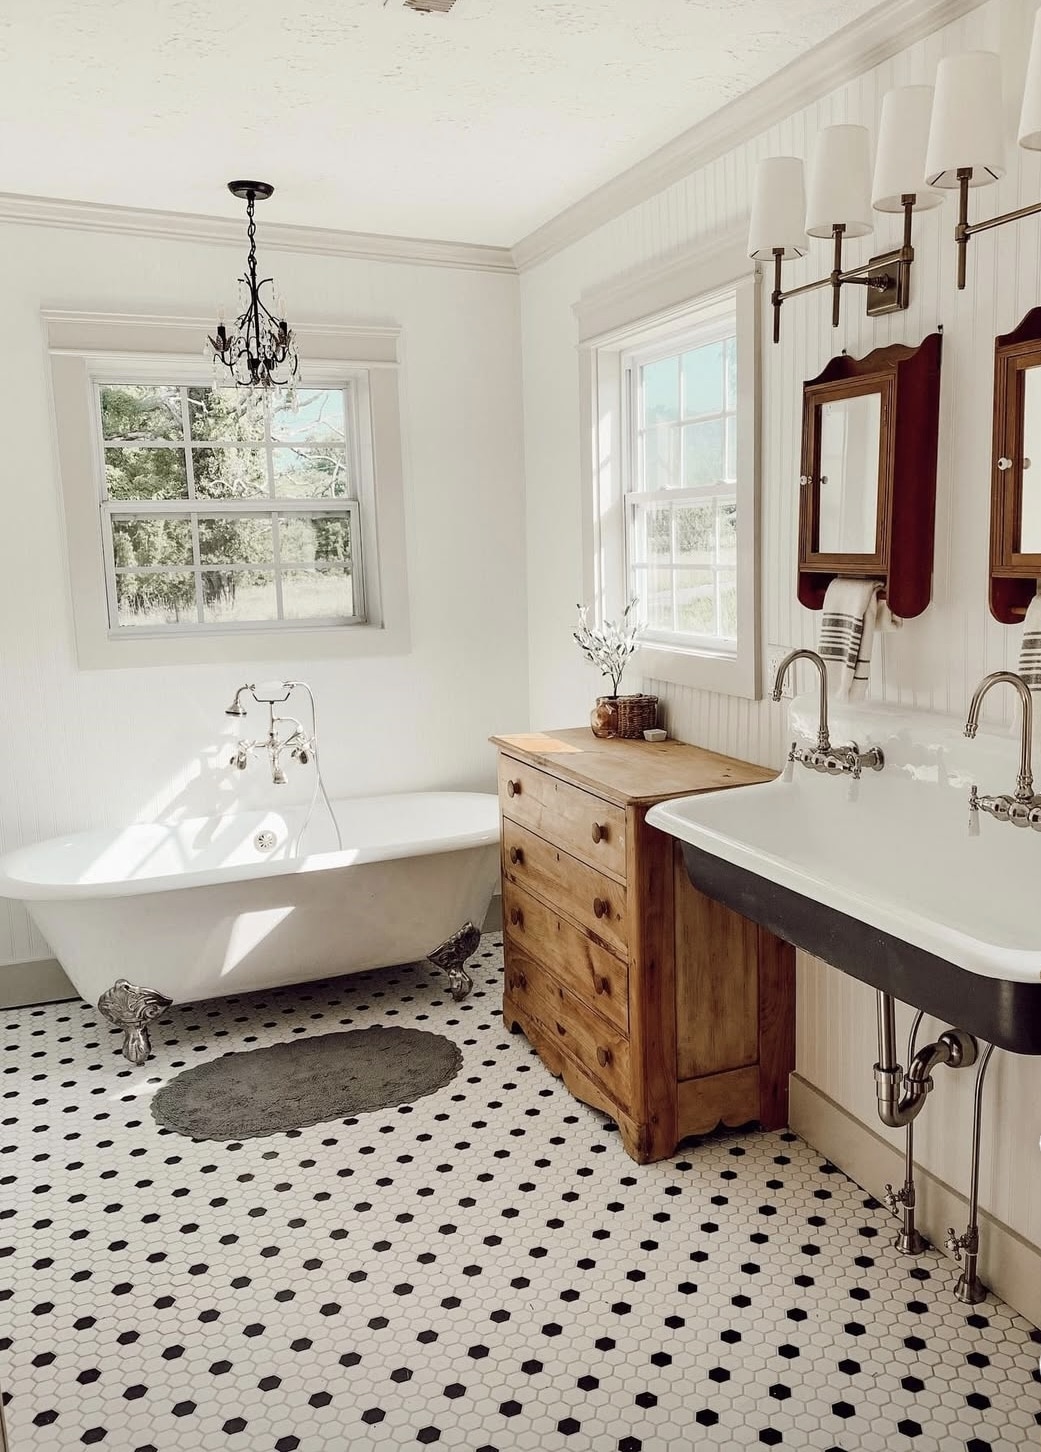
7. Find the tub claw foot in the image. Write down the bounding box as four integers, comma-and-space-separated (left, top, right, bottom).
428, 921, 481, 1002
98, 980, 172, 1065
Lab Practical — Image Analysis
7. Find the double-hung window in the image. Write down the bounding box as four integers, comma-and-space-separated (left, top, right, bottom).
47, 311, 411, 670
98, 383, 361, 633
623, 316, 738, 649
580, 255, 759, 699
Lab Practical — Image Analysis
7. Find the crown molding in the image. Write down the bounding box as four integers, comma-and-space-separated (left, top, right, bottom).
513, 0, 985, 273
0, 191, 518, 275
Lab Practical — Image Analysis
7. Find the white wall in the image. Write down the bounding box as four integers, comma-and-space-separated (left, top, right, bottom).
519, 0, 1041, 1247
0, 222, 528, 966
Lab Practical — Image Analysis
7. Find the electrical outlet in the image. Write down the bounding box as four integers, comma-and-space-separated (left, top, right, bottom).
766, 647, 796, 699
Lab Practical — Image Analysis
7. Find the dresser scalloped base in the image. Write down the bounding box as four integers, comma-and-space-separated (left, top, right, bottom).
505, 994, 761, 1164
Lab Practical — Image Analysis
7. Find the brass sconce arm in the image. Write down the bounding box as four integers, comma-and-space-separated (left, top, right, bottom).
954, 166, 1041, 289
770, 198, 916, 345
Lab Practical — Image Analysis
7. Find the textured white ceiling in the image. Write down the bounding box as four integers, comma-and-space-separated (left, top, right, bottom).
0, 0, 880, 246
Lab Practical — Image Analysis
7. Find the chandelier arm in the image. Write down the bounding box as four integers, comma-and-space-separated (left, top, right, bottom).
209, 181, 298, 387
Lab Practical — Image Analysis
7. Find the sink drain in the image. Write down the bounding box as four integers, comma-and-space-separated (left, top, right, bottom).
253, 830, 278, 852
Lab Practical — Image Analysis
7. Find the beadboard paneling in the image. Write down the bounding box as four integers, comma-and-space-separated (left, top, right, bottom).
520, 0, 1041, 1246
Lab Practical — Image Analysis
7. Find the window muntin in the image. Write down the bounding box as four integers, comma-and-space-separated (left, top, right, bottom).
624, 315, 738, 653
97, 383, 361, 633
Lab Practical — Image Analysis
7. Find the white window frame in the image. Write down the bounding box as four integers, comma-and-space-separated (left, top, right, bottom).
46, 312, 411, 669
576, 233, 761, 700
94, 375, 366, 636
621, 310, 739, 653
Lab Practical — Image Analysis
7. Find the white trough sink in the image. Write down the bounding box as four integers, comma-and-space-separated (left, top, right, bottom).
647, 696, 1041, 1053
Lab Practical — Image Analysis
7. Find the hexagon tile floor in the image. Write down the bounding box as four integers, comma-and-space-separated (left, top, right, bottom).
2, 936, 1039, 1452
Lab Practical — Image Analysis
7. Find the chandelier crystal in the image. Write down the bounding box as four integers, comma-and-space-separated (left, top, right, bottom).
209, 181, 298, 388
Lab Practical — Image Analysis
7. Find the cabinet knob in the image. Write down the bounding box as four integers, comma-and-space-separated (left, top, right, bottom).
998, 456, 1013, 471
596, 1046, 612, 1068
593, 974, 610, 996
506, 778, 521, 798
509, 906, 523, 927
555, 1021, 567, 1037
592, 897, 609, 919
509, 846, 523, 866
510, 971, 527, 991
591, 822, 607, 844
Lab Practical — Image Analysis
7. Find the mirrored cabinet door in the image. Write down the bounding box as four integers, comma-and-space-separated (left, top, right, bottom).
816, 394, 884, 556
991, 309, 1041, 621
798, 335, 941, 619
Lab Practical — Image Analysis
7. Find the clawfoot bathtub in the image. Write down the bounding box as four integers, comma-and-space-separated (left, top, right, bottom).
0, 792, 500, 1063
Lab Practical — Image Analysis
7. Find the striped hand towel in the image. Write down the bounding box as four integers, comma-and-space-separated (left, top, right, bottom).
1018, 594, 1041, 689
818, 579, 885, 700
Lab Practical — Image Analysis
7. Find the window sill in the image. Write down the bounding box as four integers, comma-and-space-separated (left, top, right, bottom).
75, 618, 411, 671
637, 638, 758, 699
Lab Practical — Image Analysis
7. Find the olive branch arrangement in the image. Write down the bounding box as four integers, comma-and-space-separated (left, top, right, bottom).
573, 599, 640, 697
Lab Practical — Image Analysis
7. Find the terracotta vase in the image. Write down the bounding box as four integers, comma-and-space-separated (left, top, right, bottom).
590, 695, 619, 739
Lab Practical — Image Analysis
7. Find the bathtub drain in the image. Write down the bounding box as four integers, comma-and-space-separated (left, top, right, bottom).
254, 830, 278, 852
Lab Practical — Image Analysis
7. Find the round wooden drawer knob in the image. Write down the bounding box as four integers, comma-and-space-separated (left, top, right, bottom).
506, 779, 521, 798
592, 897, 609, 919
510, 972, 527, 990
591, 822, 607, 844
509, 846, 524, 865
594, 975, 610, 996
509, 907, 523, 927
596, 1046, 612, 1067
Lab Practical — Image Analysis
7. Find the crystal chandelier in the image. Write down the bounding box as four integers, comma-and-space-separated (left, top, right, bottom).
209, 181, 298, 388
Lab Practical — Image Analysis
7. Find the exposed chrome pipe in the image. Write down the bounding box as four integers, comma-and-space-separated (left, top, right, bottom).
874, 991, 977, 1129
883, 1009, 928, 1255
946, 1042, 997, 1305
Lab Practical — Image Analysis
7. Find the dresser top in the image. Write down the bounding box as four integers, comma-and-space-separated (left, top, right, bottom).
490, 727, 774, 807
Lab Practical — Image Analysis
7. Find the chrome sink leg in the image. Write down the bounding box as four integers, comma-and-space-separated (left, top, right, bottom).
884, 1010, 928, 1255
946, 1042, 996, 1305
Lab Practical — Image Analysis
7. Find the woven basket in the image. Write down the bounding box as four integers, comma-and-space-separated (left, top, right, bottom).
614, 693, 658, 738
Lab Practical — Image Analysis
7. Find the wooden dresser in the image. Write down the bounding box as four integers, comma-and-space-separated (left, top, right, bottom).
490, 728, 796, 1163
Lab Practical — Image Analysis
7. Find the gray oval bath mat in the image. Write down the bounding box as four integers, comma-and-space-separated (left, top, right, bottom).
150, 1026, 463, 1141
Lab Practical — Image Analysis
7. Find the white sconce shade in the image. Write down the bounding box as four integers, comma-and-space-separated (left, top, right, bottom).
1018, 10, 1041, 150
925, 51, 1005, 187
747, 156, 808, 259
872, 87, 944, 211
805, 124, 874, 238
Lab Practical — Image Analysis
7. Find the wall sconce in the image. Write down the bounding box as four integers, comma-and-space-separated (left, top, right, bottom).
750, 93, 940, 344
924, 35, 1041, 288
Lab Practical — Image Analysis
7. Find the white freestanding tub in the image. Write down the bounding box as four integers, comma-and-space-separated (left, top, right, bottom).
0, 792, 500, 1007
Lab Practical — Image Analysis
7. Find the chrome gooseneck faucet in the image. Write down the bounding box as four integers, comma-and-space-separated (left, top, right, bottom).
964, 670, 1041, 829
771, 648, 885, 780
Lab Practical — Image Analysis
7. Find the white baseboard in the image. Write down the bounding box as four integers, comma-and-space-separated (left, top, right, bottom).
790, 1073, 1041, 1330
0, 957, 76, 1008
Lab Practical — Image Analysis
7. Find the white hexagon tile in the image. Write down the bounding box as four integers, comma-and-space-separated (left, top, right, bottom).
1, 936, 1038, 1451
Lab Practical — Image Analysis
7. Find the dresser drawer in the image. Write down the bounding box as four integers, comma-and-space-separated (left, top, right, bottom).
502, 879, 628, 1032
501, 819, 628, 958
504, 944, 631, 1106
498, 756, 627, 880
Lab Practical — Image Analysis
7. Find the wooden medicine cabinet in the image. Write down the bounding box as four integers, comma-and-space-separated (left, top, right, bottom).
797, 333, 942, 618
990, 308, 1041, 622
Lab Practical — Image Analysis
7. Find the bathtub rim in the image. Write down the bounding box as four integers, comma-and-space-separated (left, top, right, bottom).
0, 790, 501, 902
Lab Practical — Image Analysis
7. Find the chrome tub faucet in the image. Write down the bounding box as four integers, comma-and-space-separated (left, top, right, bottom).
226, 681, 315, 786
964, 670, 1041, 830
771, 648, 885, 781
